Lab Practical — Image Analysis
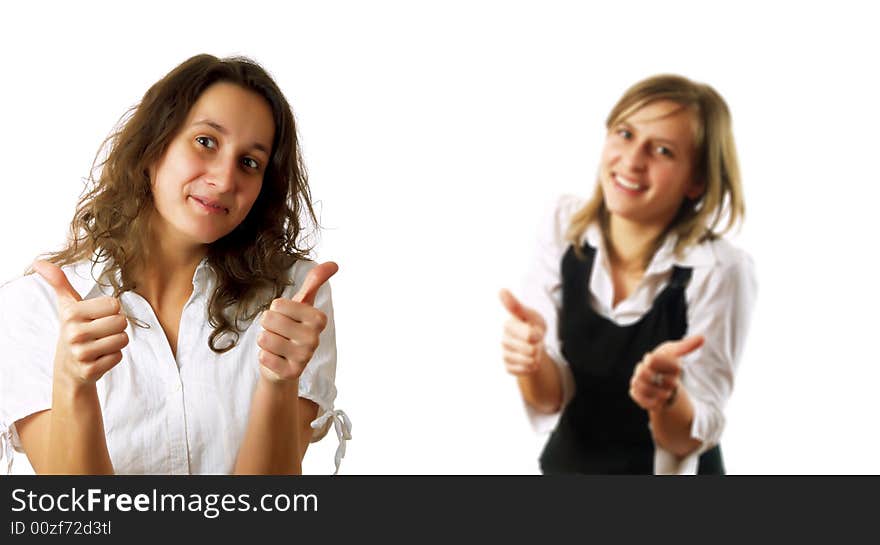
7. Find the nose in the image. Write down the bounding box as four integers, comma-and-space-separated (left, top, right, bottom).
621, 142, 648, 172
206, 154, 238, 192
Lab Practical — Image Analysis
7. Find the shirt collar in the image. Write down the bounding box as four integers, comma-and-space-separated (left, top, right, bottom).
583, 221, 716, 276
68, 258, 113, 299
67, 255, 212, 299
191, 257, 213, 291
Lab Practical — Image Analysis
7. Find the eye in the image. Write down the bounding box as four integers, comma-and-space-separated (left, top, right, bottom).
241, 157, 261, 170
195, 135, 217, 149
617, 128, 633, 139
656, 146, 674, 158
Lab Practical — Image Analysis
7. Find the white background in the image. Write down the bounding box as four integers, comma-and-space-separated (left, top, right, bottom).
1, 1, 878, 474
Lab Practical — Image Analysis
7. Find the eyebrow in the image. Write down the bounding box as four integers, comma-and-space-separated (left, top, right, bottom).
192, 119, 270, 155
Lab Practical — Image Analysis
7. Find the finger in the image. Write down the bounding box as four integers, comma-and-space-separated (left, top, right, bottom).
630, 382, 661, 402
261, 309, 307, 339
632, 396, 662, 412
503, 354, 539, 375
643, 352, 681, 376
266, 299, 328, 329
499, 289, 544, 327
63, 313, 128, 344
71, 332, 129, 363
502, 350, 537, 368
257, 329, 315, 366
629, 385, 654, 410
655, 335, 705, 359
77, 351, 124, 383
258, 348, 304, 381
503, 318, 543, 344
505, 362, 539, 376
260, 313, 321, 354
501, 337, 539, 358
60, 296, 122, 323
258, 350, 294, 382
33, 260, 82, 304
635, 370, 676, 394
499, 289, 530, 321
292, 262, 338, 306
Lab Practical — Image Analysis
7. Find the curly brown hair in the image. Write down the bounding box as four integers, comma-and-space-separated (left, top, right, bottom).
39, 54, 317, 353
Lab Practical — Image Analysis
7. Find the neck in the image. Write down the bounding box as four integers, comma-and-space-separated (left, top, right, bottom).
606, 214, 666, 273
133, 217, 208, 305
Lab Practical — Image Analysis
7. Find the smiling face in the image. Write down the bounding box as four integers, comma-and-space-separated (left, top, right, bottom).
599, 100, 704, 230
148, 82, 275, 249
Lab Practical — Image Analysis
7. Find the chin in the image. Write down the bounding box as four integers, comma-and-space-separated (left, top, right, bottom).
602, 198, 649, 224
184, 226, 232, 246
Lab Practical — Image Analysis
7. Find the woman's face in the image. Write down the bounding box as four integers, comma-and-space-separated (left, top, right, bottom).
148, 82, 275, 248
599, 100, 703, 229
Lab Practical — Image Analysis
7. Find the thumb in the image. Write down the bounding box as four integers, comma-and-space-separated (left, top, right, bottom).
292, 261, 339, 306
499, 289, 540, 325
32, 260, 82, 304
656, 335, 705, 359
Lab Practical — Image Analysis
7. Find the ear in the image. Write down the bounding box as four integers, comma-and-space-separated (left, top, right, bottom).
144, 164, 155, 185
685, 178, 705, 200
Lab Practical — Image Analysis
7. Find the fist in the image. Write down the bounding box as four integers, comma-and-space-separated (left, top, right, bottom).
499, 289, 548, 376
629, 335, 704, 412
257, 261, 338, 383
33, 260, 129, 384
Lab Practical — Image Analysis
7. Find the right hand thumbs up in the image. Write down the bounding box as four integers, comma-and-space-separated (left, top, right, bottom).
499, 289, 548, 376
33, 260, 129, 385
33, 260, 83, 305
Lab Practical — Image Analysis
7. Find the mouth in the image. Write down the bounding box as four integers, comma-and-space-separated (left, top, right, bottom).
611, 173, 647, 192
189, 195, 229, 215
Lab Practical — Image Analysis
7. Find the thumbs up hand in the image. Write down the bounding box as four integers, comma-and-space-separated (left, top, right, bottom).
33, 260, 129, 385
629, 335, 705, 412
257, 261, 338, 383
499, 289, 549, 376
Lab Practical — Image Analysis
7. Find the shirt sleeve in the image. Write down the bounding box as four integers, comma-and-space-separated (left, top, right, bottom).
0, 274, 59, 474
286, 261, 351, 475
681, 248, 758, 452
518, 195, 582, 434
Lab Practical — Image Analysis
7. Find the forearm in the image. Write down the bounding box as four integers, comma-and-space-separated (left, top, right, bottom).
47, 376, 114, 474
648, 387, 702, 458
517, 349, 564, 414
234, 377, 302, 475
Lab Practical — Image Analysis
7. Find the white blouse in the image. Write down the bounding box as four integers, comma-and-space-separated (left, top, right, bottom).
519, 195, 757, 474
0, 257, 350, 475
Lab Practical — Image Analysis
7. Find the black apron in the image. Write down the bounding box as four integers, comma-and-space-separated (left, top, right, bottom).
539, 243, 723, 475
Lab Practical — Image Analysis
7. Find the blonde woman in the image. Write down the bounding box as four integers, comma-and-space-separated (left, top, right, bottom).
500, 75, 756, 474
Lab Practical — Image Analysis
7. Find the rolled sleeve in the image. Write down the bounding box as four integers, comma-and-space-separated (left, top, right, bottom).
0, 274, 59, 473
286, 261, 350, 474
682, 251, 758, 450
518, 195, 583, 433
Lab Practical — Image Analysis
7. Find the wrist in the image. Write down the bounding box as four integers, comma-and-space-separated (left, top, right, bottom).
52, 366, 99, 399
536, 345, 553, 371
257, 370, 300, 396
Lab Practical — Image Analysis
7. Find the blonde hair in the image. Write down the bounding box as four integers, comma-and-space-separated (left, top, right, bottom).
567, 74, 744, 261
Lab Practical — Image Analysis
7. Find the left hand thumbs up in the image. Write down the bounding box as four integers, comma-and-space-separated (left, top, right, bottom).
629, 335, 704, 412
292, 262, 339, 306
257, 261, 338, 383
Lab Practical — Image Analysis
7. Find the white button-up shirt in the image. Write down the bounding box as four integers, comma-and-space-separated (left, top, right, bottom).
0, 258, 350, 474
519, 195, 757, 474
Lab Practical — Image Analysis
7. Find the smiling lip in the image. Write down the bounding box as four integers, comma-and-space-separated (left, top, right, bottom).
189, 195, 229, 214
612, 173, 647, 192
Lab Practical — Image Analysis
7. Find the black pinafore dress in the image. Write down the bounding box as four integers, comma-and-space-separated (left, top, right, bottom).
539, 243, 723, 475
